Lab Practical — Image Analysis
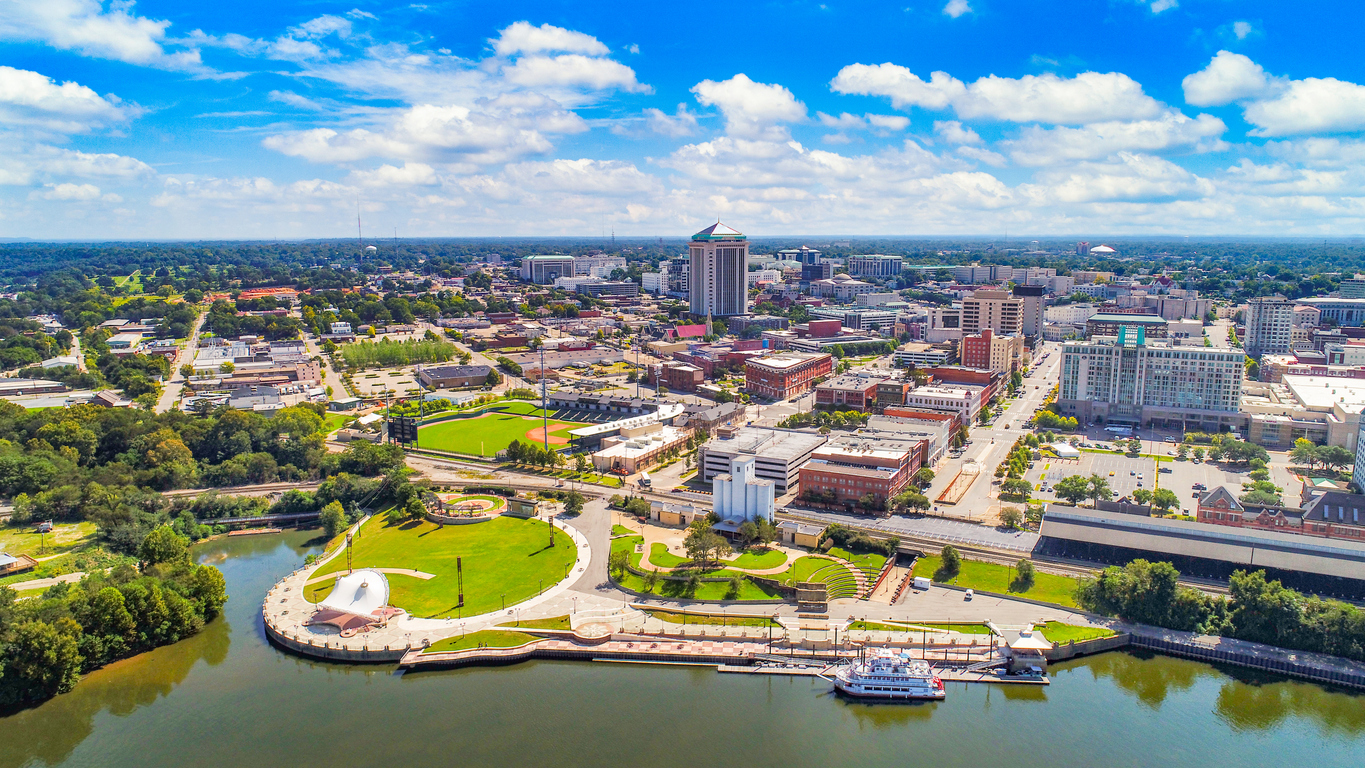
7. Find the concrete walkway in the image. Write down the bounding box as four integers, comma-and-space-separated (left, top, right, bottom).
7, 572, 86, 592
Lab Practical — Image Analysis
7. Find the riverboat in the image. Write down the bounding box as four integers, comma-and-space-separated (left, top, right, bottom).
830, 648, 946, 701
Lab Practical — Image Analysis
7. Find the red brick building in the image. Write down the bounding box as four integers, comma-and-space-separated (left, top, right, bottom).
806, 319, 842, 338
798, 437, 922, 510
1197, 486, 1365, 541
745, 352, 833, 400
647, 361, 705, 393
815, 375, 882, 411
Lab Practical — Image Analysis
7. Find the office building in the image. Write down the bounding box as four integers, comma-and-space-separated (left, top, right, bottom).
575, 280, 640, 298
901, 385, 984, 421
798, 435, 921, 510
689, 222, 749, 318
810, 274, 878, 302
1245, 295, 1297, 356
776, 246, 822, 265
417, 365, 493, 389
1012, 284, 1045, 338
1355, 416, 1365, 492
1057, 326, 1244, 430
846, 254, 903, 278
1297, 298, 1365, 328
801, 262, 833, 281
893, 343, 955, 368
641, 271, 666, 294
961, 289, 1023, 335
573, 254, 626, 276
745, 352, 833, 400
521, 255, 577, 284
1085, 312, 1168, 339
815, 374, 884, 411
960, 329, 1024, 374
1339, 278, 1365, 299
698, 426, 828, 493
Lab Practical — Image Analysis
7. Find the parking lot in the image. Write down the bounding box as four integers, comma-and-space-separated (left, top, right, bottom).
1031, 448, 1254, 513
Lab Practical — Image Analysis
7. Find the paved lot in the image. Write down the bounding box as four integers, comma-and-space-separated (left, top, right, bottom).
1031, 448, 1255, 512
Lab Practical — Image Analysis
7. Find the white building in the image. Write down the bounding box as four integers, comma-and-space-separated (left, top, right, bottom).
521, 255, 577, 284
689, 222, 749, 318
846, 254, 903, 278
712, 455, 775, 524
1245, 295, 1296, 357
902, 385, 982, 420
641, 272, 666, 294
698, 426, 827, 494
1045, 304, 1099, 324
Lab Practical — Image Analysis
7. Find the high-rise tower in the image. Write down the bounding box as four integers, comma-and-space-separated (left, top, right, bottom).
689, 222, 748, 318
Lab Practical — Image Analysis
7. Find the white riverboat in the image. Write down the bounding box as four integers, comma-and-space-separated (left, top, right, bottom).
830, 648, 946, 701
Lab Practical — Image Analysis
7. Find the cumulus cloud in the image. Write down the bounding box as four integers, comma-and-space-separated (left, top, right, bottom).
0, 0, 205, 71
943, 0, 972, 18
832, 65, 1163, 124
1244, 77, 1365, 137
1005, 112, 1227, 166
492, 21, 609, 57
33, 182, 102, 200
348, 162, 439, 187
1022, 152, 1213, 204
956, 146, 1007, 167
503, 54, 649, 93
263, 95, 585, 165
1264, 138, 1365, 169
934, 120, 982, 145
0, 66, 136, 133
1148, 0, 1177, 14
1183, 51, 1278, 106
692, 74, 806, 140
642, 105, 699, 137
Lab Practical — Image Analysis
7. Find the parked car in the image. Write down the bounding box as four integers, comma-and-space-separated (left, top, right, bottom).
965, 589, 974, 600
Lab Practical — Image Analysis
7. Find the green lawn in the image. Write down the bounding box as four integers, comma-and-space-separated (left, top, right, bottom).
418, 404, 587, 456
323, 413, 354, 432
771, 556, 859, 598
1039, 621, 1116, 644
610, 536, 785, 601
647, 542, 690, 568
828, 547, 887, 575
611, 525, 636, 537
646, 610, 780, 627
727, 548, 787, 570
0, 521, 97, 558
423, 630, 538, 654
849, 621, 993, 635
912, 555, 1080, 608
499, 615, 571, 630
306, 516, 576, 619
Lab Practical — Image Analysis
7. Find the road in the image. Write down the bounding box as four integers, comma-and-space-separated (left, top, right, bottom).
155, 305, 207, 413
301, 332, 350, 401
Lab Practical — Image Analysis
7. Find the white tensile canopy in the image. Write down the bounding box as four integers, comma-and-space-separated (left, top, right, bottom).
318, 568, 390, 617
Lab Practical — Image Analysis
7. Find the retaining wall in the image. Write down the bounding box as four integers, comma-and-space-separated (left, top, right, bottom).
1130, 633, 1365, 691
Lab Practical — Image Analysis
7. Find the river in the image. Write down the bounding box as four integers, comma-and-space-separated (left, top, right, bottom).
1, 530, 1363, 768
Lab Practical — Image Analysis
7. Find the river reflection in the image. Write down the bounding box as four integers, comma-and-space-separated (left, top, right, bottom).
2, 529, 1364, 768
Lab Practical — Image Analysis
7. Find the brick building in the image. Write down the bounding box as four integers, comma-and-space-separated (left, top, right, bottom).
815, 375, 883, 411
745, 352, 833, 400
647, 361, 705, 393
1197, 486, 1365, 541
960, 328, 1024, 374
797, 435, 922, 510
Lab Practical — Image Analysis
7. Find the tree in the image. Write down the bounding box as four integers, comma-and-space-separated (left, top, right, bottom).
608, 549, 630, 578
999, 506, 1023, 529
1001, 478, 1032, 500
1088, 474, 1113, 505
1054, 474, 1092, 505
1151, 487, 1179, 513
1131, 488, 1153, 505
3, 620, 83, 703
573, 453, 590, 473
1013, 558, 1035, 591
1290, 438, 1318, 469
319, 500, 347, 538
1319, 445, 1354, 472
683, 520, 731, 568
179, 363, 194, 379
939, 545, 961, 578
1177, 443, 1189, 460
656, 383, 669, 397
139, 527, 190, 568
1193, 446, 1206, 461
753, 517, 778, 547
484, 369, 503, 387
219, 361, 234, 374
913, 467, 935, 488
563, 491, 585, 515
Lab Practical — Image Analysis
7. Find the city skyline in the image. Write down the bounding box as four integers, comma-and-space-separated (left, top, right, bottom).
2, 0, 1365, 239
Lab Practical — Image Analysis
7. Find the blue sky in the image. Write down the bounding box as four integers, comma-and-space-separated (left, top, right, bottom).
3, 0, 1365, 239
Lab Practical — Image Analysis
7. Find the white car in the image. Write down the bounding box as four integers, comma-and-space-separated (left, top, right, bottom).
964, 589, 974, 600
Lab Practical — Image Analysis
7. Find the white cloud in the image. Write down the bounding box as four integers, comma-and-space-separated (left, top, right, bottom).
1264, 138, 1365, 169
1148, 0, 1177, 13
867, 114, 910, 131
502, 54, 648, 93
262, 95, 585, 165
1022, 152, 1213, 204
348, 162, 439, 187
0, 66, 135, 132
1182, 51, 1278, 107
501, 159, 661, 195
0, 0, 204, 71
643, 105, 698, 137
692, 74, 806, 140
832, 65, 1162, 124
34, 182, 101, 200
1233, 21, 1254, 40
934, 120, 981, 145
1244, 77, 1365, 137
1006, 112, 1226, 166
956, 146, 1007, 166
291, 15, 352, 39
943, 0, 972, 18
492, 21, 609, 57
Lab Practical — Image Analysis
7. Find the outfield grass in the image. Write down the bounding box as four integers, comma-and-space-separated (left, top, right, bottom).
418, 403, 587, 456
913, 555, 1080, 608
1039, 621, 1116, 643
423, 630, 537, 654
306, 516, 576, 619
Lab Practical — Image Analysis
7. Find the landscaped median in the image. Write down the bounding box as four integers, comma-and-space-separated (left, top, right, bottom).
422, 630, 539, 654
912, 555, 1082, 608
